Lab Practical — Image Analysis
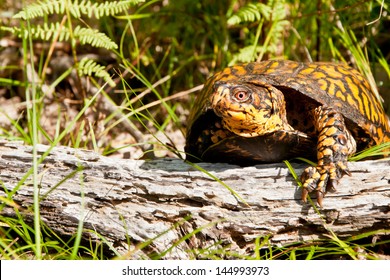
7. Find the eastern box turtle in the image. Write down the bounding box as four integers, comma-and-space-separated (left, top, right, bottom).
185, 60, 390, 205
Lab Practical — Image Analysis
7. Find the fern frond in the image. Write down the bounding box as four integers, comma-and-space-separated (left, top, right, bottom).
77, 57, 115, 87
73, 25, 118, 49
268, 0, 287, 21
227, 3, 271, 25
13, 0, 63, 19
84, 0, 145, 19
2, 23, 118, 50
14, 0, 144, 20
2, 23, 68, 41
229, 45, 262, 65
227, 0, 289, 64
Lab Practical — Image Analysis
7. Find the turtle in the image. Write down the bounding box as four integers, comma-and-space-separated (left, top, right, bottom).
185, 60, 390, 206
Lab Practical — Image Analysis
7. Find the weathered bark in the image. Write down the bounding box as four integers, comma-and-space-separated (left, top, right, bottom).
0, 140, 389, 259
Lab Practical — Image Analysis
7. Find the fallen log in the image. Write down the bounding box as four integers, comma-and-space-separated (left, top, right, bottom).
0, 140, 389, 259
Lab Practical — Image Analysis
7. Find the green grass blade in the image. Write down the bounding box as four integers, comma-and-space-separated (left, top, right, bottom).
186, 161, 249, 207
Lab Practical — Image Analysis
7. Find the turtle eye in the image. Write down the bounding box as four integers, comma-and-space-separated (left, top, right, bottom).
232, 88, 250, 102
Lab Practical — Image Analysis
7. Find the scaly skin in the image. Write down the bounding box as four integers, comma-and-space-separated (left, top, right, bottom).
301, 106, 357, 206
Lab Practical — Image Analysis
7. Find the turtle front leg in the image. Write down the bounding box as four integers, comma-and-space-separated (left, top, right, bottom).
301, 106, 357, 206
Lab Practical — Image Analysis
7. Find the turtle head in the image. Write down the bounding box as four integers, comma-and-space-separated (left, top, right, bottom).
210, 80, 292, 137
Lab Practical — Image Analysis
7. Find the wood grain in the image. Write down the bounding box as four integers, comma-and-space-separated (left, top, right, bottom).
1, 140, 389, 259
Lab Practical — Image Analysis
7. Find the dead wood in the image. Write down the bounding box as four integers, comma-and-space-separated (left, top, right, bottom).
0, 140, 389, 259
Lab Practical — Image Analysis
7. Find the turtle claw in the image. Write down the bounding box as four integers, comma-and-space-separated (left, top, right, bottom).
301, 188, 309, 203
342, 168, 352, 177
301, 187, 324, 207
316, 190, 325, 207
300, 162, 350, 206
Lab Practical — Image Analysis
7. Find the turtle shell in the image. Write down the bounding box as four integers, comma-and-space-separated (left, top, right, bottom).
185, 60, 390, 164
